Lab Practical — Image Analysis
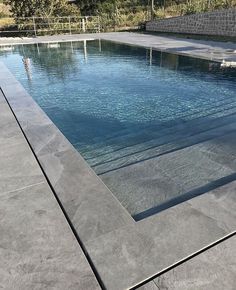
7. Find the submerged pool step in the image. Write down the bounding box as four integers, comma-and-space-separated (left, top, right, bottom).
79, 96, 236, 156
89, 112, 236, 168
85, 106, 236, 167
102, 131, 236, 218
95, 120, 236, 175
90, 92, 236, 147
80, 98, 236, 158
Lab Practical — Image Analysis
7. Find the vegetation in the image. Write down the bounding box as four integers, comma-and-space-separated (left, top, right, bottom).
0, 1, 13, 29
1, 0, 236, 33
77, 0, 236, 19
2, 0, 236, 20
159, 0, 236, 18
75, 0, 236, 29
3, 0, 80, 18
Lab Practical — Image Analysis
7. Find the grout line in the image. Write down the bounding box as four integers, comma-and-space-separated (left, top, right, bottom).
153, 280, 160, 290
130, 231, 236, 289
1, 87, 106, 290
0, 181, 45, 197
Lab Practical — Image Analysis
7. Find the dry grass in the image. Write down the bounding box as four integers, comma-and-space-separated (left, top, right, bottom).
0, 3, 11, 17
155, 0, 236, 19
0, 3, 14, 29
0, 17, 14, 29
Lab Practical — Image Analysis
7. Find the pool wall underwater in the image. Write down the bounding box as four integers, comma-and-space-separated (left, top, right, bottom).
0, 38, 236, 289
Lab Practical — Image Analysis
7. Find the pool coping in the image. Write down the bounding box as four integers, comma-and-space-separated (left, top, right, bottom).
0, 35, 236, 289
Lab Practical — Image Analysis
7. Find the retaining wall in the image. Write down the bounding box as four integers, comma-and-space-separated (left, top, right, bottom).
146, 8, 236, 37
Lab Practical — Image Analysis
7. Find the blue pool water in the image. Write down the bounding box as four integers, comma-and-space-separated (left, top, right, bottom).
1, 40, 236, 219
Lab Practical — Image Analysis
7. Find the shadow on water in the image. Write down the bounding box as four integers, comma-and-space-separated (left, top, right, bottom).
43, 106, 133, 145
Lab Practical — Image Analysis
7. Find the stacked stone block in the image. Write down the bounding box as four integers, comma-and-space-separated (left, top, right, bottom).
146, 8, 236, 37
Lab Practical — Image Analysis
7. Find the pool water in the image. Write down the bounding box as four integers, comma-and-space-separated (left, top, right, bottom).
1, 40, 236, 220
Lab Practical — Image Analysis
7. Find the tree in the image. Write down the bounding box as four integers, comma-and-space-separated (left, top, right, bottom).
75, 0, 148, 15
4, 0, 80, 18
75, 0, 107, 15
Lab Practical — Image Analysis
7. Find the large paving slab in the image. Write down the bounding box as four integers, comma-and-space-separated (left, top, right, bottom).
0, 37, 236, 289
0, 90, 100, 289
0, 91, 45, 194
153, 235, 236, 290
137, 281, 159, 290
99, 32, 236, 63
137, 235, 236, 290
86, 189, 235, 289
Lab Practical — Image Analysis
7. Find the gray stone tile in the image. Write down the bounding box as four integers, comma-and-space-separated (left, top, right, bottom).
0, 64, 19, 84
187, 180, 236, 232
0, 91, 5, 103
0, 91, 44, 194
0, 138, 44, 194
25, 122, 73, 156
0, 96, 22, 144
136, 281, 159, 290
39, 148, 134, 242
1, 82, 52, 127
154, 236, 236, 290
85, 199, 232, 290
0, 117, 21, 143
0, 182, 101, 290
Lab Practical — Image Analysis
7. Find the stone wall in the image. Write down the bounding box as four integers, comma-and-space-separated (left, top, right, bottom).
146, 8, 236, 37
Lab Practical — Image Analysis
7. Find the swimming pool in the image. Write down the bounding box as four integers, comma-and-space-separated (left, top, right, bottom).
1, 39, 236, 220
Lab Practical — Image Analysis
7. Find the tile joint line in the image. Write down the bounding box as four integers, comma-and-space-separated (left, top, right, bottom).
130, 231, 236, 289
1, 181, 45, 197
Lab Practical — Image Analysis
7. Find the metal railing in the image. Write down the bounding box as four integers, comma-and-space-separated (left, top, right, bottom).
0, 16, 100, 36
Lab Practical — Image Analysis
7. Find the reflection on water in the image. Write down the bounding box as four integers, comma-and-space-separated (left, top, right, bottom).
1, 40, 236, 219
1, 39, 234, 83
22, 57, 32, 81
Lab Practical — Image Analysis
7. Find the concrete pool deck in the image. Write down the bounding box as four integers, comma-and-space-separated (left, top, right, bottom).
0, 32, 235, 289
